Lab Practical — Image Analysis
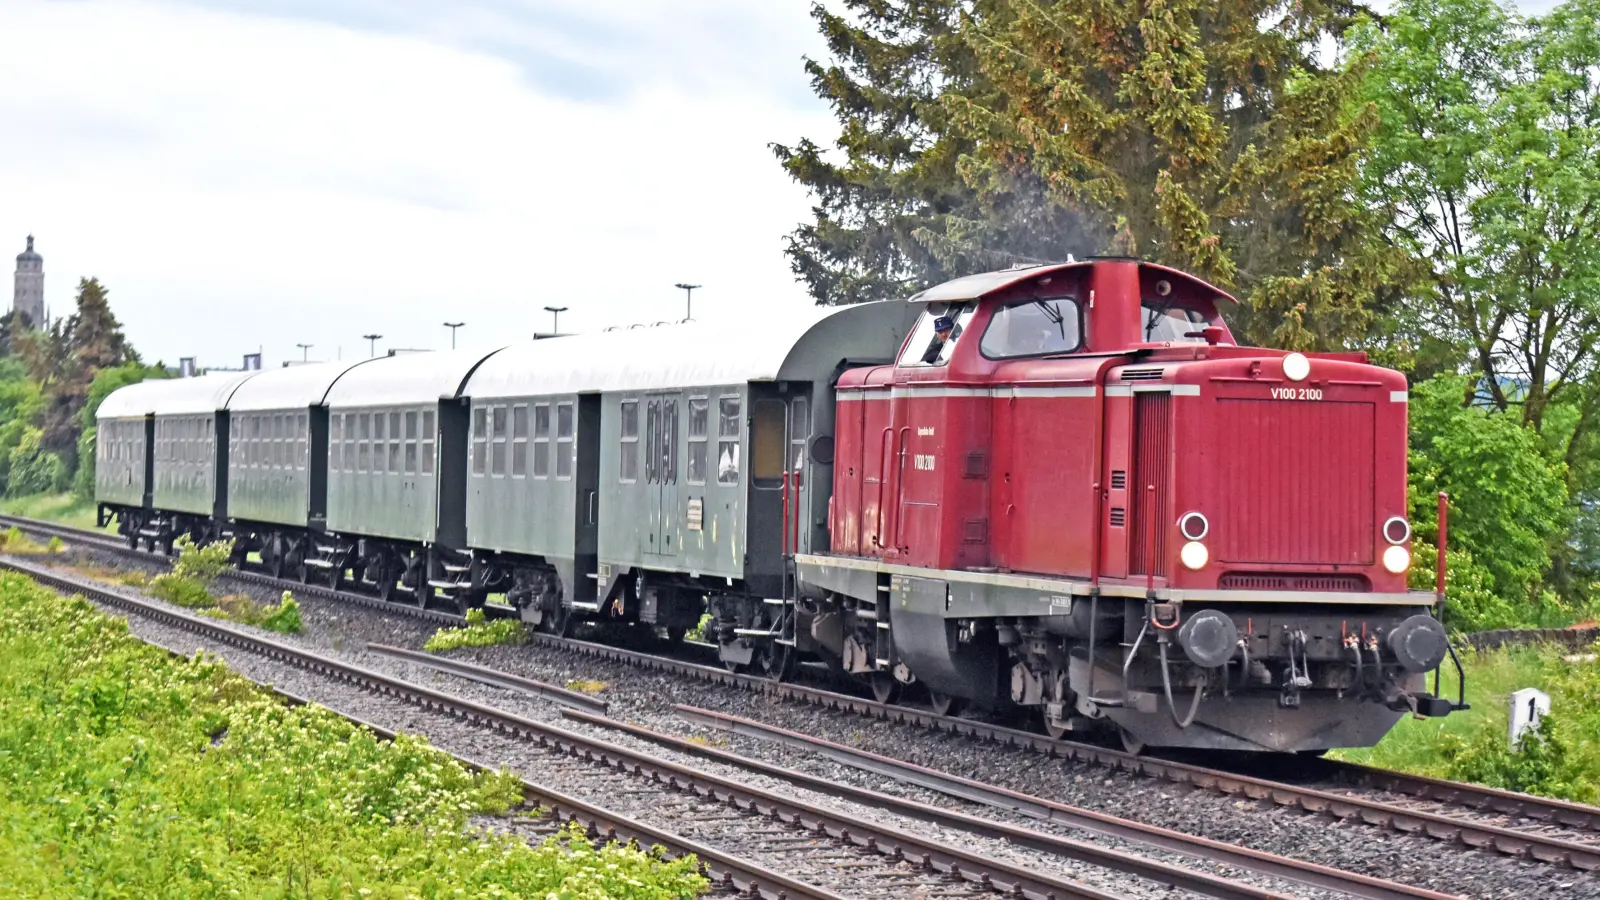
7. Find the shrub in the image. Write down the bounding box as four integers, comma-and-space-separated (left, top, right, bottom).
425, 607, 528, 652
686, 612, 713, 641
149, 572, 214, 609
170, 534, 234, 588
258, 592, 303, 634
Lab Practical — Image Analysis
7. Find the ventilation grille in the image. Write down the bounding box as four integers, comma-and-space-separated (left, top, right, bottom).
1121, 368, 1166, 382
1110, 470, 1127, 491
1218, 573, 1368, 593
962, 518, 989, 544
1109, 508, 1126, 528
1129, 392, 1172, 577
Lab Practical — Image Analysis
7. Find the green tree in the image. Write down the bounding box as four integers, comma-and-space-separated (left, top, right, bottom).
18, 277, 137, 469
779, 1, 1408, 350
773, 1, 1105, 306
1407, 375, 1570, 626
1353, 0, 1600, 440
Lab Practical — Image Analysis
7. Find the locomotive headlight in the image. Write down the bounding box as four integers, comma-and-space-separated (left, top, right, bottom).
1180, 541, 1209, 570
1382, 544, 1411, 574
1282, 352, 1311, 382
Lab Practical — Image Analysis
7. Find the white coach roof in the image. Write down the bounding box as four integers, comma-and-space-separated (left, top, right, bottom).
465, 302, 912, 399
324, 345, 510, 408
96, 371, 260, 419
227, 360, 378, 412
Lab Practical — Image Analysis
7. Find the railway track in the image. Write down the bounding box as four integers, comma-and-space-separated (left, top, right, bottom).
4, 553, 1300, 900
12, 512, 1600, 874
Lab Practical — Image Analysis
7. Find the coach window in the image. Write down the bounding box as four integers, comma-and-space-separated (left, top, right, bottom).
375, 412, 389, 473
343, 414, 356, 472
471, 406, 487, 476
404, 411, 418, 474
752, 399, 785, 486
509, 404, 527, 477
421, 410, 436, 475
717, 396, 741, 485
979, 297, 1082, 359
789, 397, 809, 472
356, 412, 370, 473
491, 405, 508, 477
388, 411, 401, 474
330, 415, 342, 472
533, 403, 551, 478
619, 400, 639, 483
687, 397, 708, 484
295, 414, 306, 468
556, 402, 574, 479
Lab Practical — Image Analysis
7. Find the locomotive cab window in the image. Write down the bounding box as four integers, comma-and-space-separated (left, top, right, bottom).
898, 301, 975, 367
1141, 302, 1210, 343
979, 297, 1082, 359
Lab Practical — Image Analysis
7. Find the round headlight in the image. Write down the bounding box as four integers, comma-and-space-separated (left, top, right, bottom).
1282, 352, 1311, 382
1382, 544, 1411, 574
1180, 541, 1209, 570
1178, 511, 1209, 541
1382, 517, 1411, 545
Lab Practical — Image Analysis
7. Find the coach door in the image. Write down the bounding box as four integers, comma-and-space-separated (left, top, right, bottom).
643, 393, 681, 557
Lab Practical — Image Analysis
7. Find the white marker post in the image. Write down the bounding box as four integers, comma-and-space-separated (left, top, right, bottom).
1508, 688, 1551, 748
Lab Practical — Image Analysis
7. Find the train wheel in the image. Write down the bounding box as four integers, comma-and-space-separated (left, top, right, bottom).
1119, 726, 1146, 756
929, 691, 962, 718
539, 603, 571, 637
1043, 714, 1069, 740
666, 625, 686, 644
757, 642, 794, 682
376, 561, 398, 603
869, 672, 898, 705
325, 564, 343, 591
265, 539, 285, 580
126, 530, 139, 552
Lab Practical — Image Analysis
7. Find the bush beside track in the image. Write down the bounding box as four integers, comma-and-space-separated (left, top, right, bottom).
0, 571, 708, 898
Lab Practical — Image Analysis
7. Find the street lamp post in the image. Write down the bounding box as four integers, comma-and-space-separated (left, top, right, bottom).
296, 343, 313, 362
443, 321, 465, 349
674, 283, 700, 321
363, 334, 383, 358
542, 306, 568, 335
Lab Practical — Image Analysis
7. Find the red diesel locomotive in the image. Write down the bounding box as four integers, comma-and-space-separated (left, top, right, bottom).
792, 258, 1461, 753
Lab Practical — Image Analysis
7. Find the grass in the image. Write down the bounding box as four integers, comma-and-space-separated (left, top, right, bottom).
565, 679, 608, 694
0, 570, 709, 898
0, 491, 110, 532
1332, 642, 1600, 802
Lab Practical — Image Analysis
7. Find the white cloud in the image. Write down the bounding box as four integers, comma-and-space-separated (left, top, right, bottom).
0, 0, 835, 366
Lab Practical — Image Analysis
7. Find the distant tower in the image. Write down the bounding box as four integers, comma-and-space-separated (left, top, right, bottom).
12, 235, 44, 327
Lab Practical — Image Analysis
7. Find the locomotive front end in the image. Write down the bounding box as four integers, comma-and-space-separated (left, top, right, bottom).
1089, 348, 1463, 752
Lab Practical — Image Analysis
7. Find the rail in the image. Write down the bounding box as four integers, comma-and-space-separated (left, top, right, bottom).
10, 511, 1600, 871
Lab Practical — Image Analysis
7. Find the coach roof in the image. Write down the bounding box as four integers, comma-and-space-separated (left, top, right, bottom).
464, 302, 910, 400
226, 360, 379, 412
323, 345, 510, 408
96, 371, 261, 420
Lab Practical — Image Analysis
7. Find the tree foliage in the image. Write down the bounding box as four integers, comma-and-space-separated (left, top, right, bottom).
777, 0, 1408, 349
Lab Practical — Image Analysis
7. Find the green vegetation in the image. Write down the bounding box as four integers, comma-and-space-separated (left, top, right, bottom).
0, 491, 108, 532
1334, 642, 1600, 803
146, 537, 303, 634
0, 525, 50, 555
565, 679, 608, 695
0, 570, 709, 897
425, 607, 528, 652
686, 612, 712, 642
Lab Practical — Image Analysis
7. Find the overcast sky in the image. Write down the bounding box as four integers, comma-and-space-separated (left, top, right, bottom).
0, 0, 1567, 368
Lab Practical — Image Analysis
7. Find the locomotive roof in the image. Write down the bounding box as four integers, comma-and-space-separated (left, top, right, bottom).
464, 301, 912, 399
96, 371, 261, 420
322, 344, 510, 408
907, 261, 1236, 304
226, 360, 380, 412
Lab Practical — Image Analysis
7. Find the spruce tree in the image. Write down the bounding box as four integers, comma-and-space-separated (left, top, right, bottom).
781, 1, 1406, 349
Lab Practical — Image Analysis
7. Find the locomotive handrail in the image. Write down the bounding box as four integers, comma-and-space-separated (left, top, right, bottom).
873, 426, 892, 547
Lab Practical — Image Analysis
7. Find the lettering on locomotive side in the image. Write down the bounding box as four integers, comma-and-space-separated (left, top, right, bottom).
913, 453, 936, 471
1269, 387, 1324, 401
917, 426, 935, 436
